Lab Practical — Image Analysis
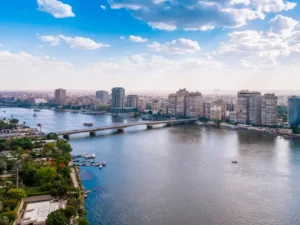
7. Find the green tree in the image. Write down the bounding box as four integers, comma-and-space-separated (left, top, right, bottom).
21, 162, 38, 185
46, 133, 59, 140
7, 188, 26, 200
9, 119, 19, 124
1, 211, 17, 222
77, 217, 89, 225
64, 206, 76, 218
2, 199, 18, 210
57, 140, 72, 153
46, 209, 69, 225
36, 167, 57, 185
0, 158, 7, 173
0, 216, 10, 225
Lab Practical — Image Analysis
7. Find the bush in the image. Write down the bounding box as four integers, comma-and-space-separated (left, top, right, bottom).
63, 206, 76, 218
2, 199, 18, 210
46, 209, 69, 225
7, 189, 26, 200
1, 211, 17, 221
77, 217, 89, 225
0, 216, 10, 225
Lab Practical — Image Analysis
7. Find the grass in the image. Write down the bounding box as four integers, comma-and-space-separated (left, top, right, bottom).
24, 187, 50, 197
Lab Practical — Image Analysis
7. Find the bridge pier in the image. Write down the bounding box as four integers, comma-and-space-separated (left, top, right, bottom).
117, 128, 124, 133
147, 125, 153, 129
90, 132, 96, 137
63, 134, 70, 140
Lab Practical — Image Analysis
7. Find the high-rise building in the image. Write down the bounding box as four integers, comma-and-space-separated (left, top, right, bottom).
111, 87, 125, 109
168, 94, 177, 116
261, 93, 277, 126
288, 96, 300, 127
237, 90, 262, 124
186, 92, 203, 117
95, 91, 109, 105
152, 100, 161, 111
54, 88, 66, 105
204, 102, 211, 119
127, 95, 139, 108
249, 92, 262, 125
176, 89, 189, 116
138, 98, 146, 112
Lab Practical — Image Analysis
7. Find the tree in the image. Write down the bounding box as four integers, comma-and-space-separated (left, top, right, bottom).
64, 206, 76, 219
2, 199, 18, 210
46, 209, 69, 225
0, 158, 7, 173
36, 167, 56, 185
77, 217, 89, 225
57, 140, 72, 153
46, 133, 59, 140
0, 216, 10, 225
9, 119, 19, 124
1, 211, 17, 222
7, 188, 26, 200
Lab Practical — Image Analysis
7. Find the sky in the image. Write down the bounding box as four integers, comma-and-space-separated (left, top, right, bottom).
0, 0, 300, 91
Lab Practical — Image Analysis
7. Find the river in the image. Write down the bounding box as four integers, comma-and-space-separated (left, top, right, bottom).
1, 108, 300, 225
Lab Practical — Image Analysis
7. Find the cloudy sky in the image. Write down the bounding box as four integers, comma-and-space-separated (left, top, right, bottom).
1, 0, 300, 91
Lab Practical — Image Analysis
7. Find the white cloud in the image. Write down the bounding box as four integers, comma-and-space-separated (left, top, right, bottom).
0, 44, 2, 47
60, 35, 110, 50
1, 50, 300, 90
270, 15, 299, 36
120, 36, 126, 40
108, 0, 296, 31
147, 38, 201, 54
38, 34, 110, 50
38, 35, 61, 46
37, 0, 75, 18
129, 35, 148, 43
100, 5, 106, 10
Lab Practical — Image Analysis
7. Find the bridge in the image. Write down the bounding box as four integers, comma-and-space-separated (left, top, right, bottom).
54, 119, 198, 139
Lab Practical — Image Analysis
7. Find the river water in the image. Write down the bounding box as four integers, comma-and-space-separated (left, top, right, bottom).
2, 108, 300, 225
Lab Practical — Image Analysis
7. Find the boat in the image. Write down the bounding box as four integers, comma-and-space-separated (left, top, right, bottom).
102, 162, 107, 167
99, 165, 103, 169
33, 109, 40, 112
33, 113, 37, 117
83, 123, 93, 127
231, 161, 238, 164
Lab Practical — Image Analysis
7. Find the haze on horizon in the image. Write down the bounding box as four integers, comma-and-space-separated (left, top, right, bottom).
0, 0, 300, 91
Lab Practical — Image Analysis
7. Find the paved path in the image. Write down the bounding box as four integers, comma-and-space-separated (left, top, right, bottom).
70, 167, 79, 188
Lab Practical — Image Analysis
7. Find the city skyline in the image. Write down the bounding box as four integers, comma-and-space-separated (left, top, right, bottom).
1, 0, 300, 90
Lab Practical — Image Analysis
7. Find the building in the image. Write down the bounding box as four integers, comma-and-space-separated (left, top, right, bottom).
111, 87, 125, 109
138, 98, 146, 111
204, 102, 211, 119
261, 94, 277, 126
210, 105, 223, 120
176, 89, 189, 116
54, 89, 66, 105
236, 90, 262, 124
127, 95, 139, 108
288, 96, 300, 127
95, 91, 109, 105
186, 92, 203, 117
152, 100, 161, 112
249, 92, 262, 125
168, 94, 177, 116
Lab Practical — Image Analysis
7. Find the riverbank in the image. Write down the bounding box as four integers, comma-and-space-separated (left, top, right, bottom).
197, 121, 298, 139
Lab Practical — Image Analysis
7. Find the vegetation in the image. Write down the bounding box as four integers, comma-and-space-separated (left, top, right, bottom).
0, 135, 89, 224
46, 209, 69, 225
77, 217, 89, 225
277, 105, 288, 122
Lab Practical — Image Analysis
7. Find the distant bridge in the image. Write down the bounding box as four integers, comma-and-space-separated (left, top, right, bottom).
54, 119, 197, 139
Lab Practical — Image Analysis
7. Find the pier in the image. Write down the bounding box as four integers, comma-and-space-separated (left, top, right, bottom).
55, 119, 197, 139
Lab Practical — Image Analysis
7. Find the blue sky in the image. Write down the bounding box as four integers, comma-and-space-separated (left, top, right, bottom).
0, 0, 300, 91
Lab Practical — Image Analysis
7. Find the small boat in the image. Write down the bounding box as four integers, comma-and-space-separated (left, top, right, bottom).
99, 165, 103, 169
33, 113, 37, 117
102, 162, 107, 167
83, 123, 93, 127
231, 161, 238, 164
33, 109, 40, 112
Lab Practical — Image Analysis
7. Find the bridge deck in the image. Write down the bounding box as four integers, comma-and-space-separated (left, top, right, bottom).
55, 119, 197, 136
